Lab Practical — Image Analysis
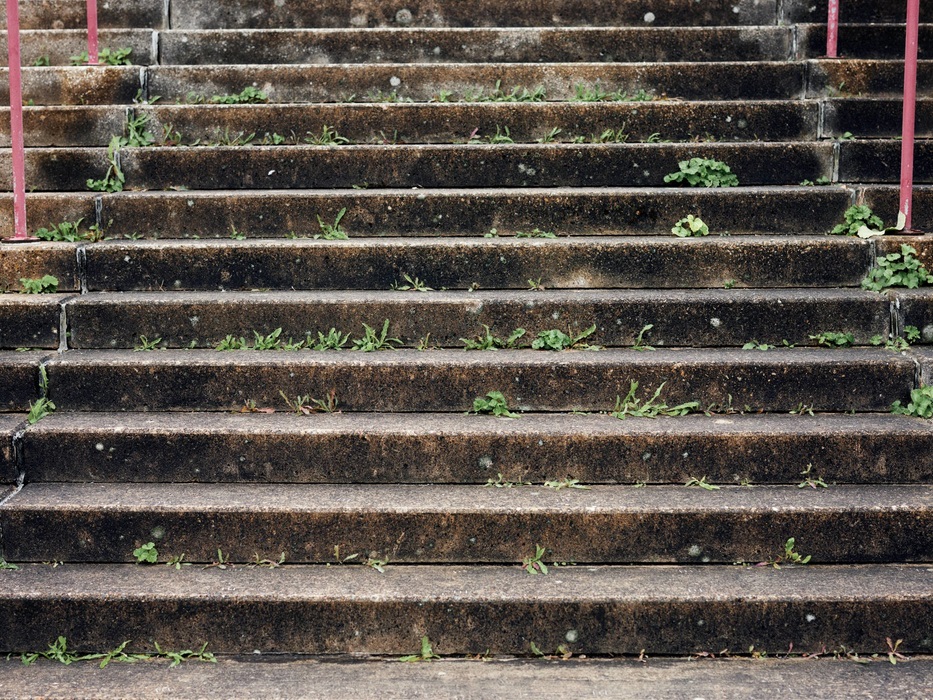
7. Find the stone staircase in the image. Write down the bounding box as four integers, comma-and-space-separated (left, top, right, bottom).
1, 0, 932, 691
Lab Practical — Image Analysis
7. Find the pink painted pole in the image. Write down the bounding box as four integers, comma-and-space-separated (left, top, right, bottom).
826, 0, 839, 57
86, 0, 99, 65
899, 0, 921, 231
5, 0, 29, 240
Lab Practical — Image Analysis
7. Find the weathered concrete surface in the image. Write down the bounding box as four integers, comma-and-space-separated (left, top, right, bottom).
0, 243, 78, 291
839, 141, 933, 184
0, 414, 19, 483
0, 149, 108, 192
798, 24, 933, 60
2, 482, 930, 563
117, 143, 834, 190
44, 348, 915, 412
808, 59, 933, 98
0, 295, 65, 349
824, 98, 933, 139
0, 107, 125, 148
65, 289, 889, 349
0, 67, 140, 106
0, 30, 154, 67
22, 412, 933, 485
98, 187, 853, 238
142, 101, 821, 145
0, 0, 165, 30
147, 63, 807, 103
0, 352, 48, 412
0, 194, 96, 241
861, 186, 933, 231
161, 27, 793, 65
84, 237, 871, 291
0, 564, 930, 654
1, 657, 932, 700
171, 0, 779, 29
785, 0, 932, 23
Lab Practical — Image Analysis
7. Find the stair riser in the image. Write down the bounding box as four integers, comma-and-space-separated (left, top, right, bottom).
23, 414, 933, 484
162, 28, 793, 65
825, 99, 933, 138
0, 298, 62, 349
84, 239, 872, 291
4, 503, 929, 564
0, 0, 165, 31
0, 107, 125, 148
65, 294, 889, 349
170, 0, 779, 30
0, 30, 154, 68
0, 415, 16, 483
88, 189, 854, 239
0, 565, 929, 655
798, 24, 933, 61
0, 352, 45, 412
0, 67, 140, 106
809, 61, 933, 99
785, 0, 933, 24
44, 351, 915, 412
137, 102, 821, 147
840, 142, 933, 184
0, 244, 79, 292
147, 63, 808, 103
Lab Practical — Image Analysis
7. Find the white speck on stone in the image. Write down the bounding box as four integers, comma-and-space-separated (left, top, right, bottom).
710, 318, 722, 328
725, 116, 732, 123
697, 619, 705, 626
150, 526, 165, 539
565, 629, 579, 642
189, 316, 199, 327
478, 456, 493, 469
187, 199, 194, 207
268, 170, 276, 176
806, 614, 817, 622
923, 324, 933, 342
702, 556, 711, 563
688, 545, 702, 557
733, 5, 741, 13
714, 419, 734, 425
433, 46, 441, 55
644, 12, 656, 23
390, 76, 402, 87
737, 119, 748, 129
95, 443, 105, 451
395, 8, 413, 25
538, 439, 544, 446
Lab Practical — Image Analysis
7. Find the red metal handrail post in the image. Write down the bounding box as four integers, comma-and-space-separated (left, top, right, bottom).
899, 0, 921, 231
86, 0, 99, 65
5, 0, 29, 241
826, 0, 840, 57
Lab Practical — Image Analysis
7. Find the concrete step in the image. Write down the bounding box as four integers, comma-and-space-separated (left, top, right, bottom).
43, 348, 915, 413
785, 0, 932, 24
0, 414, 17, 483
170, 0, 781, 30
0, 295, 66, 350
840, 141, 933, 183
159, 27, 794, 65
798, 24, 933, 60
64, 289, 890, 350
0, 351, 48, 412
21, 412, 933, 485
5, 100, 822, 147
145, 62, 808, 103
0, 242, 79, 292
86, 187, 856, 239
83, 236, 872, 291
9, 142, 836, 192
0, 563, 929, 654
0, 0, 165, 31
809, 60, 933, 99
2, 657, 932, 700
0, 66, 140, 106
2, 483, 930, 564
0, 30, 155, 67
825, 98, 933, 138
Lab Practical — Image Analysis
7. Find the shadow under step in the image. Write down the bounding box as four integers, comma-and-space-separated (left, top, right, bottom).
0, 563, 929, 654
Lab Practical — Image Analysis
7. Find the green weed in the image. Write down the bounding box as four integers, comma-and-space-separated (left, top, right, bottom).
671, 215, 709, 237
611, 381, 699, 419
352, 320, 402, 351
471, 391, 520, 418
461, 326, 526, 350
862, 245, 932, 291
19, 275, 59, 294
664, 158, 739, 187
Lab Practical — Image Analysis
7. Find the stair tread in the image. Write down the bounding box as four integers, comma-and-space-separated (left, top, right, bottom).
6, 482, 931, 511
1, 656, 931, 700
